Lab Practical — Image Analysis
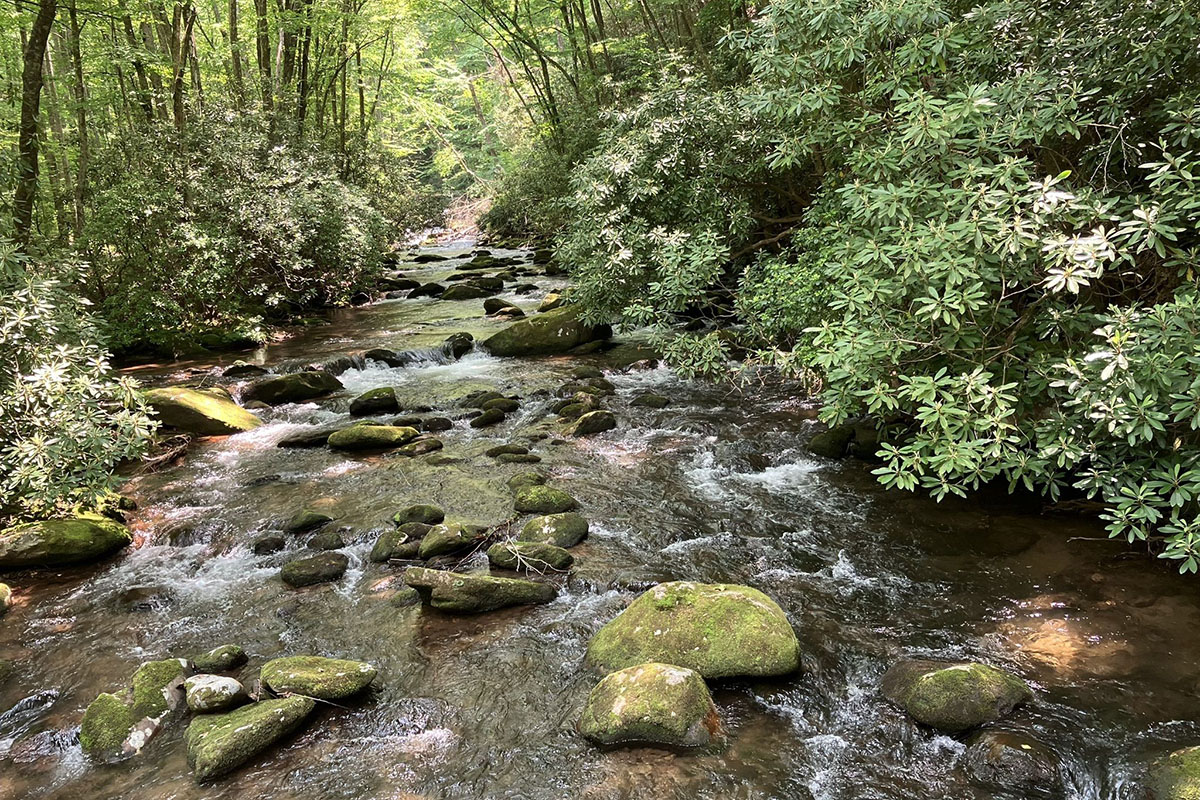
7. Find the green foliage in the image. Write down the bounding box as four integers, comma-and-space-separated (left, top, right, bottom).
0, 245, 155, 520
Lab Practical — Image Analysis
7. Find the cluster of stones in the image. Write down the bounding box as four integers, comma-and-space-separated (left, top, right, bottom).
78, 645, 377, 782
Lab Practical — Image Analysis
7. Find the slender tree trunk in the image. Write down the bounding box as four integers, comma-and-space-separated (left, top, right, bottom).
41, 47, 72, 240
228, 0, 244, 108
65, 0, 87, 237
141, 22, 168, 119
118, 0, 153, 119
13, 0, 58, 248
253, 0, 273, 114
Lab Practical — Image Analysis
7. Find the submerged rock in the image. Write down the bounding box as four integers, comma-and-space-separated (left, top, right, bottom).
282, 510, 332, 534
418, 522, 484, 559
0, 514, 133, 569
579, 663, 719, 747
1150, 746, 1200, 800
260, 655, 377, 700
585, 582, 801, 679
519, 513, 588, 548
481, 307, 611, 357
963, 730, 1063, 797
570, 410, 617, 437
442, 284, 492, 301
144, 386, 262, 435
349, 387, 399, 416
486, 443, 529, 458
185, 696, 315, 782
404, 566, 557, 613
507, 472, 547, 494
327, 423, 419, 450
514, 486, 579, 514
243, 371, 343, 405
487, 540, 573, 571
280, 552, 349, 587
631, 392, 669, 409
185, 675, 248, 713
393, 504, 445, 526
191, 645, 248, 673
276, 426, 338, 448
881, 659, 1033, 732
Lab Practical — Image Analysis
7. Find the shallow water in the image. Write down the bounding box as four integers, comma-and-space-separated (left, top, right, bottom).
2, 242, 1199, 799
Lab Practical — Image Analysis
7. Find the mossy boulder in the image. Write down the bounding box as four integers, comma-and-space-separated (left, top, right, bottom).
514, 486, 578, 514
483, 397, 521, 413
519, 513, 588, 548
131, 658, 189, 719
963, 730, 1062, 797
260, 655, 378, 700
145, 386, 263, 435
282, 510, 332, 534
579, 663, 719, 747
470, 408, 506, 428
370, 523, 431, 562
185, 675, 249, 713
881, 659, 1033, 732
0, 514, 133, 569
418, 522, 484, 558
585, 582, 801, 679
631, 393, 669, 409
185, 696, 315, 782
404, 566, 557, 612
393, 504, 445, 526
253, 535, 286, 554
442, 284, 492, 301
537, 293, 564, 312
192, 644, 247, 673
307, 530, 345, 550
280, 552, 348, 587
487, 541, 574, 571
243, 371, 343, 405
79, 692, 139, 762
1150, 746, 1200, 800
570, 410, 617, 437
481, 307, 611, 357
349, 387, 399, 416
507, 472, 546, 493
484, 297, 513, 315
486, 443, 528, 457
327, 423, 419, 450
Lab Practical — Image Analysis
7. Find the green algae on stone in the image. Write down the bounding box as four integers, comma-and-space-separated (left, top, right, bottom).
507, 472, 546, 493
131, 658, 189, 719
144, 386, 263, 435
79, 692, 138, 761
579, 662, 719, 747
260, 655, 378, 700
570, 410, 617, 437
487, 540, 574, 571
0, 514, 133, 569
963, 730, 1062, 797
418, 522, 484, 559
585, 581, 801, 679
481, 307, 611, 357
349, 386, 399, 416
281, 551, 348, 587
630, 392, 670, 409
370, 523, 431, 562
393, 504, 445, 526
514, 485, 578, 514
881, 659, 1033, 732
519, 513, 588, 548
328, 423, 419, 450
404, 566, 556, 613
185, 696, 315, 782
192, 644, 248, 673
1150, 746, 1200, 800
243, 371, 343, 405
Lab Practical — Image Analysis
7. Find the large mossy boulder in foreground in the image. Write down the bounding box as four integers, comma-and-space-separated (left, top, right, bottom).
243, 371, 343, 405
404, 566, 556, 613
585, 582, 800, 679
185, 696, 315, 782
881, 659, 1032, 732
144, 386, 262, 435
260, 655, 377, 700
327, 423, 418, 451
0, 514, 133, 569
481, 307, 611, 357
579, 662, 719, 747
1150, 746, 1200, 800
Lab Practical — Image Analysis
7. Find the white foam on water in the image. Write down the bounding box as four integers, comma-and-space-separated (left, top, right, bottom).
338, 349, 504, 394
74, 543, 276, 608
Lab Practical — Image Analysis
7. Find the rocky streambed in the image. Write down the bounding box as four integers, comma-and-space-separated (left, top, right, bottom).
2, 243, 1200, 799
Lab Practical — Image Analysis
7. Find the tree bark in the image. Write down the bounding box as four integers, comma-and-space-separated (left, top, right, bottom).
66, 0, 87, 237
13, 0, 58, 249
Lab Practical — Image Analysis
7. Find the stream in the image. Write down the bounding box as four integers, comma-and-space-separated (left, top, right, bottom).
2, 242, 1199, 799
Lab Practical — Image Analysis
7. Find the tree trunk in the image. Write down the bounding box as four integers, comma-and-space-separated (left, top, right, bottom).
66, 0, 87, 237
228, 0, 244, 108
13, 0, 58, 249
253, 0, 273, 114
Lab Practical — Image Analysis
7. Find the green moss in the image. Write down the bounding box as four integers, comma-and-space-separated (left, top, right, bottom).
185, 697, 315, 782
514, 486, 578, 514
392, 504, 445, 526
404, 566, 557, 613
280, 552, 348, 587
349, 386, 398, 416
243, 371, 343, 405
192, 645, 248, 673
482, 307, 609, 356
131, 658, 188, 719
0, 514, 133, 568
881, 660, 1033, 732
282, 510, 333, 533
418, 522, 483, 558
327, 424, 419, 450
570, 410, 617, 437
507, 472, 546, 493
579, 663, 719, 747
518, 513, 588, 547
144, 387, 262, 435
1151, 746, 1200, 800
80, 692, 138, 761
260, 656, 377, 700
585, 581, 801, 679
487, 541, 574, 571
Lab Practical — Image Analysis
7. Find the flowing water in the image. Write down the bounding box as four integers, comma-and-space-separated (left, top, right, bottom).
2, 243, 1199, 800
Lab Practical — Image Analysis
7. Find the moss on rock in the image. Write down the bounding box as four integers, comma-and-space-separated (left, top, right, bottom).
282, 509, 333, 534
328, 423, 419, 450
579, 662, 719, 747
519, 513, 588, 548
487, 540, 574, 571
144, 386, 263, 435
570, 410, 617, 437
404, 566, 556, 613
260, 655, 377, 700
349, 386, 399, 416
185, 696, 315, 782
514, 486, 578, 514
481, 307, 611, 357
418, 523, 484, 558
131, 658, 189, 719
1150, 746, 1200, 800
280, 552, 348, 587
880, 659, 1033, 732
243, 371, 343, 405
80, 692, 138, 761
0, 514, 133, 569
507, 472, 546, 493
392, 504, 445, 526
585, 581, 801, 679
192, 644, 248, 673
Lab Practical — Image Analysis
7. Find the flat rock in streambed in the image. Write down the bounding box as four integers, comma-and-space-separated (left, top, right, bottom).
185, 675, 248, 713
418, 522, 486, 558
1150, 746, 1200, 800
144, 386, 262, 435
185, 696, 315, 782
585, 582, 801, 679
404, 566, 556, 613
280, 552, 348, 587
0, 514, 133, 569
881, 659, 1032, 732
518, 513, 588, 548
513, 486, 578, 514
579, 662, 720, 747
487, 540, 573, 571
260, 655, 377, 700
243, 371, 343, 405
327, 423, 418, 450
481, 307, 611, 357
